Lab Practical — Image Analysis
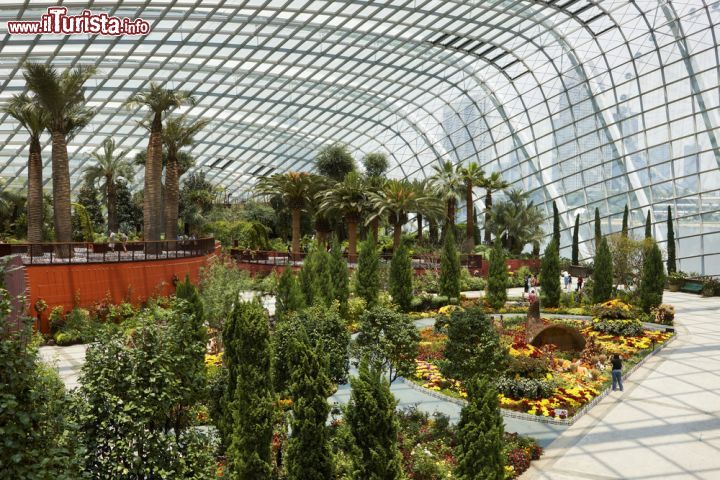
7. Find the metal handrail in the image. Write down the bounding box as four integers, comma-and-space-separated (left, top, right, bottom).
0, 237, 216, 265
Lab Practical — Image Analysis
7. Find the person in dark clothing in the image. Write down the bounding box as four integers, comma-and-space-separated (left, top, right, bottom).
611, 354, 623, 391
524, 274, 530, 297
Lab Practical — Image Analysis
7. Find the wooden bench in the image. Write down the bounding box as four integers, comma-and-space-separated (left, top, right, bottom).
680, 281, 704, 294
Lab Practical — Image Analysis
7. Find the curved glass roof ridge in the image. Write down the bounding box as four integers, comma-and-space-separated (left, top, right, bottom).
0, 0, 718, 273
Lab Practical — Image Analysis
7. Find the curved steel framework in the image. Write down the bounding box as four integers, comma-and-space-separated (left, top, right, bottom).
0, 0, 718, 273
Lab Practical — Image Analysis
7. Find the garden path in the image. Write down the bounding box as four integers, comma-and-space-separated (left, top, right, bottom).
38, 344, 86, 390
521, 291, 720, 480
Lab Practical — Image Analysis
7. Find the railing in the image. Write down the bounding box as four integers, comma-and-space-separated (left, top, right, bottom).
228, 248, 485, 270
0, 237, 216, 265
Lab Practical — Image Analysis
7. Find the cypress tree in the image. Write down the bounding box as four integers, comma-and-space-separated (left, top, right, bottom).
439, 228, 461, 299
286, 330, 334, 480
571, 213, 580, 265
540, 239, 561, 308
592, 237, 614, 303
621, 204, 629, 238
299, 245, 334, 307
276, 267, 305, 322
552, 200, 560, 250
224, 301, 274, 479
329, 238, 350, 316
346, 362, 403, 480
486, 240, 507, 310
356, 238, 380, 307
594, 207, 601, 248
645, 210, 652, 239
388, 239, 413, 312
473, 207, 482, 246
667, 206, 676, 274
176, 273, 203, 321
639, 241, 665, 313
455, 376, 505, 480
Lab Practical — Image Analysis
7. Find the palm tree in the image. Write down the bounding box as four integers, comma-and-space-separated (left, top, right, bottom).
2, 94, 47, 253
489, 189, 544, 255
255, 172, 315, 256
477, 171, 510, 244
83, 137, 134, 233
459, 162, 485, 250
430, 161, 463, 240
318, 171, 366, 260
162, 115, 209, 241
123, 83, 194, 250
367, 179, 444, 250
0, 184, 25, 239
363, 175, 386, 242
23, 63, 96, 256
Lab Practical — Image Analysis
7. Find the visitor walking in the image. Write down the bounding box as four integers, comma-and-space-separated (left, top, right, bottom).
528, 289, 538, 304
532, 274, 538, 288
611, 354, 623, 391
566, 273, 573, 291
577, 275, 584, 291
108, 231, 116, 252
120, 232, 128, 252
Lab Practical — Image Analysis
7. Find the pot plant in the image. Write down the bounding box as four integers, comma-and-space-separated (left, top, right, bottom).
702, 278, 720, 297
667, 272, 686, 292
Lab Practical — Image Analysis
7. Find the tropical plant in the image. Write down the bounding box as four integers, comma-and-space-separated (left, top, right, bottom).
478, 171, 509, 245
430, 161, 463, 238
2, 93, 47, 251
123, 83, 195, 247
161, 114, 209, 241
315, 142, 356, 181
457, 162, 485, 250
318, 171, 366, 259
255, 172, 316, 255
366, 179, 444, 250
362, 152, 388, 179
24, 62, 96, 254
75, 178, 104, 231
83, 137, 134, 232
489, 189, 545, 255
179, 171, 217, 234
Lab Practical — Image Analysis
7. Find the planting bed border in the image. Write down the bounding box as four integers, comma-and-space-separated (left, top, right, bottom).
406, 328, 677, 426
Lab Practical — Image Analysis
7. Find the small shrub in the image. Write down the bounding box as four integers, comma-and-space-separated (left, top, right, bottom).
591, 318, 643, 336
651, 304, 675, 325
430, 295, 450, 308
590, 299, 634, 319
48, 306, 65, 333
506, 356, 551, 379
496, 376, 556, 400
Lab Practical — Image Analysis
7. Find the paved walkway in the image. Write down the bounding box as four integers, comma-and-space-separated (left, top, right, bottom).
522, 291, 720, 480
38, 344, 86, 390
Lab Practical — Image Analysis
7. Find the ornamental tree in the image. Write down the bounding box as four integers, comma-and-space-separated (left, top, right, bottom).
667, 206, 676, 274
355, 238, 380, 307
594, 207, 602, 249
645, 210, 652, 239
299, 244, 334, 307
639, 241, 665, 313
346, 362, 403, 480
388, 240, 413, 312
455, 376, 505, 480
592, 237, 614, 303
540, 239, 561, 308
353, 306, 420, 383
621, 204, 629, 238
223, 301, 274, 479
285, 330, 334, 480
275, 267, 305, 322
330, 238, 350, 316
485, 240, 508, 310
552, 200, 560, 250
439, 228, 461, 299
572, 213, 580, 265
440, 307, 507, 382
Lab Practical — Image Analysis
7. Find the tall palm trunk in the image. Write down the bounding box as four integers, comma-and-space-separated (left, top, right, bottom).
465, 180, 474, 249
145, 113, 163, 253
51, 131, 73, 257
370, 217, 379, 242
164, 147, 179, 242
27, 138, 43, 256
106, 173, 118, 232
291, 208, 301, 257
416, 213, 423, 244
429, 219, 438, 245
347, 218, 358, 262
393, 220, 403, 250
483, 190, 493, 245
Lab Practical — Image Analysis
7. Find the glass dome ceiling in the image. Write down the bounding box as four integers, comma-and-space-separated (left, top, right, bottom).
0, 0, 719, 273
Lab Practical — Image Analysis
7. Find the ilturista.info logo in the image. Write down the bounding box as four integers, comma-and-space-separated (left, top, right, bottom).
6, 7, 150, 35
